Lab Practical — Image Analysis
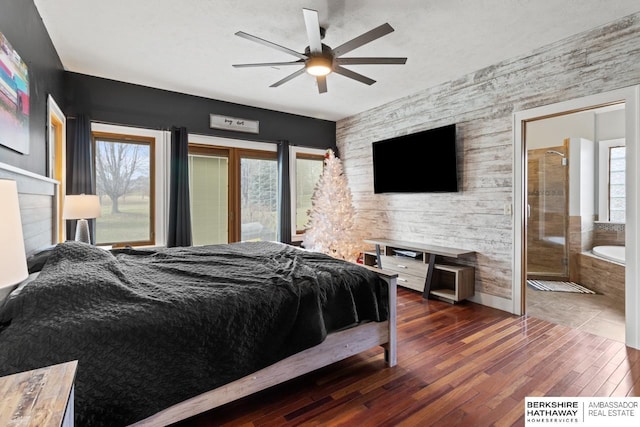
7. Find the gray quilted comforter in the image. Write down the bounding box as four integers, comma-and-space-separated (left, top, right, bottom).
0, 241, 388, 426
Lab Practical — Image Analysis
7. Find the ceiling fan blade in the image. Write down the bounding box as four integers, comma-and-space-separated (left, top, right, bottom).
233, 60, 304, 68
270, 67, 307, 87
333, 65, 376, 85
332, 23, 395, 57
303, 8, 323, 54
336, 57, 407, 65
316, 75, 327, 93
235, 31, 307, 60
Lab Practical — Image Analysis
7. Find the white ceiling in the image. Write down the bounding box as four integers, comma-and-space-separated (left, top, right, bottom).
34, 0, 640, 121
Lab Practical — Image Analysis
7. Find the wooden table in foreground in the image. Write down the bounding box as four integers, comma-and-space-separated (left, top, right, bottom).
0, 360, 78, 427
364, 238, 475, 302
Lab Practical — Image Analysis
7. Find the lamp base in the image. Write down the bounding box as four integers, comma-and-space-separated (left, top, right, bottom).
75, 219, 91, 244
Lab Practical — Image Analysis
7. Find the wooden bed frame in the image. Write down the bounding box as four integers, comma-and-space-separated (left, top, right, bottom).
3, 163, 398, 426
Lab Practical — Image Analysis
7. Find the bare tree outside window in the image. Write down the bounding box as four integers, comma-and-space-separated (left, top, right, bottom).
93, 134, 155, 246
96, 142, 144, 213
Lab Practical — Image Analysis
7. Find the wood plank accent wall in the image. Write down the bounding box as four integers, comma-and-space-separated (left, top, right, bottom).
337, 13, 640, 303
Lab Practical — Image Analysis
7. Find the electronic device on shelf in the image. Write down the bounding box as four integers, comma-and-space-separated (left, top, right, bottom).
393, 249, 419, 258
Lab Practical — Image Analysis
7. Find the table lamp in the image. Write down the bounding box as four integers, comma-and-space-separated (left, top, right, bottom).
63, 194, 101, 244
0, 180, 28, 298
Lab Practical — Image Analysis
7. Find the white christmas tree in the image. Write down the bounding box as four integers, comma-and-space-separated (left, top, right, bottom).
303, 149, 361, 261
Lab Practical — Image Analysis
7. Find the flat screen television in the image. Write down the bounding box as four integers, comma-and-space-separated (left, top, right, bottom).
372, 124, 458, 193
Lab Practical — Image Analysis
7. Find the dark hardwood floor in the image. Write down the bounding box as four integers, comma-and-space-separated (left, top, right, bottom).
175, 288, 640, 426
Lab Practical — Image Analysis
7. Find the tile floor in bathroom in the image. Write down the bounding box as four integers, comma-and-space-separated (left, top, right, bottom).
526, 285, 625, 342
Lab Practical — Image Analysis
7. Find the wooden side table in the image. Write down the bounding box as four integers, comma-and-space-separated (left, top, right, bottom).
0, 360, 78, 427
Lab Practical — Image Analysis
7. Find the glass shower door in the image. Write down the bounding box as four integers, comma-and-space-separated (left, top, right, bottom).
527, 146, 569, 279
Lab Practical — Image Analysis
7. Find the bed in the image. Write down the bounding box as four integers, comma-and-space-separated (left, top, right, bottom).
0, 164, 396, 426
0, 239, 397, 426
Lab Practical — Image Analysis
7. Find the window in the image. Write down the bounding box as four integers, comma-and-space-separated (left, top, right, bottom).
93, 132, 155, 246
609, 146, 626, 222
290, 147, 325, 239
598, 138, 625, 223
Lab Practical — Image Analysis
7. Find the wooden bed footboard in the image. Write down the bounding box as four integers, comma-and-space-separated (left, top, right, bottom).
131, 270, 397, 427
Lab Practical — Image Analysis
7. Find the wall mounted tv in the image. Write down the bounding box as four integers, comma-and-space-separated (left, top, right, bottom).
372, 124, 458, 193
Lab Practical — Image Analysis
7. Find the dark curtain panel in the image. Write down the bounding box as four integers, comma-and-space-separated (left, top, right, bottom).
277, 140, 291, 244
167, 126, 192, 247
65, 114, 96, 242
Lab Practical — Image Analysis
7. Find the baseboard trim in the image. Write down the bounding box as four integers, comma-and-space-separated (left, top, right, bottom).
467, 291, 515, 314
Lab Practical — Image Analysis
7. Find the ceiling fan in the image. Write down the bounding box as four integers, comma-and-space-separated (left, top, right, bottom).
232, 8, 407, 94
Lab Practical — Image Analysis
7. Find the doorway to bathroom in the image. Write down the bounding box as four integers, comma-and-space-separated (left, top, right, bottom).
524, 106, 626, 342
513, 86, 640, 349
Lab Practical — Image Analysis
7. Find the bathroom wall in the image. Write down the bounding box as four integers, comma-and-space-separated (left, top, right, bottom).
594, 222, 625, 246
526, 112, 595, 150
568, 137, 595, 281
596, 108, 626, 140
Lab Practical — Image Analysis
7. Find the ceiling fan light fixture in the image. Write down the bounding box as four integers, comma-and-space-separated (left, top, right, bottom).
234, 8, 406, 93
306, 56, 333, 76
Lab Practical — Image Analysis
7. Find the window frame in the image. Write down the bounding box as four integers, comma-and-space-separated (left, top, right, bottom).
289, 146, 326, 241
92, 131, 157, 247
597, 138, 625, 223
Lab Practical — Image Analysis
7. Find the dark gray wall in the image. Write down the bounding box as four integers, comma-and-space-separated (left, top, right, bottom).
64, 72, 336, 150
0, 0, 65, 175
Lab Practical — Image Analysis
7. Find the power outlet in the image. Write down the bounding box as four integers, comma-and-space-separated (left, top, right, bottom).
504, 203, 512, 216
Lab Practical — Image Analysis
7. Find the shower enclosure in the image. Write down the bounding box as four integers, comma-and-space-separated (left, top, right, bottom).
527, 144, 569, 280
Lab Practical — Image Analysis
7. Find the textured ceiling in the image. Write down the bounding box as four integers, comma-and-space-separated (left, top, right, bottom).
34, 0, 640, 121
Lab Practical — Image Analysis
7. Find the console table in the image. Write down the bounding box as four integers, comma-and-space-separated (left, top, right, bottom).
364, 238, 475, 303
0, 360, 77, 426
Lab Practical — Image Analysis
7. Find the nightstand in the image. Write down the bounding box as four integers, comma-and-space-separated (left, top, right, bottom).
0, 360, 78, 426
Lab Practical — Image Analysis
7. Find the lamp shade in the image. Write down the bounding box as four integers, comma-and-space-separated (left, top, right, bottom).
0, 180, 28, 289
63, 194, 102, 220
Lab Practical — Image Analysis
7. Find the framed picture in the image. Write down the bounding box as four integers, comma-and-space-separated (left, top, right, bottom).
0, 31, 29, 154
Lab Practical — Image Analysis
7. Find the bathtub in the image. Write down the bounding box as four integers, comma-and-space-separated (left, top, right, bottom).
579, 246, 625, 303
592, 245, 625, 265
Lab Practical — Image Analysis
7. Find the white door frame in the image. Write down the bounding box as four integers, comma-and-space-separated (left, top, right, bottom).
513, 86, 640, 349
